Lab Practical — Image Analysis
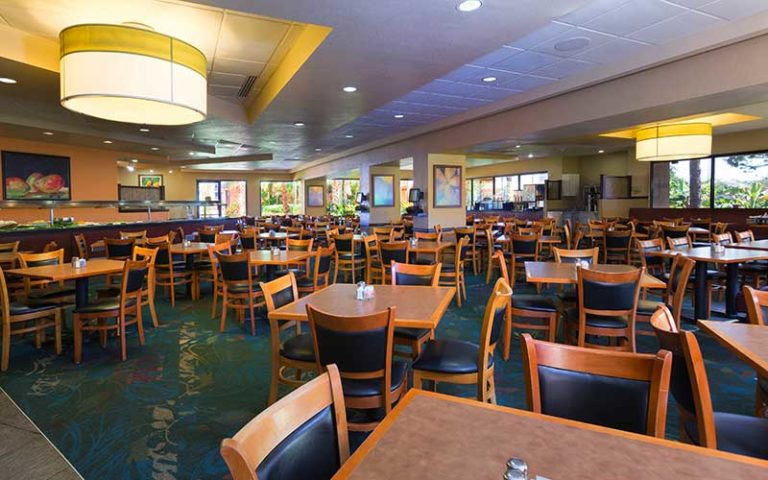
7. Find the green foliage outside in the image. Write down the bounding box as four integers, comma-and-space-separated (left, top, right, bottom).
326, 179, 359, 216
260, 181, 302, 215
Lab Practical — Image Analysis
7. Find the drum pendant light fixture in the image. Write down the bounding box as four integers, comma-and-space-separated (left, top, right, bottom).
635, 123, 712, 162
59, 24, 207, 125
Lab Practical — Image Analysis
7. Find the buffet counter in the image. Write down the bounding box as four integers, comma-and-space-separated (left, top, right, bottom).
0, 217, 237, 258
467, 210, 544, 222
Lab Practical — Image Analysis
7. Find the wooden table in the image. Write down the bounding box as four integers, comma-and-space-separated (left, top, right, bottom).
7, 258, 125, 308
335, 389, 768, 479
409, 240, 453, 263
652, 247, 768, 319
259, 232, 298, 243
727, 239, 768, 251
170, 241, 213, 255
248, 249, 310, 280
524, 262, 665, 289
698, 320, 768, 379
268, 283, 455, 329
495, 235, 561, 245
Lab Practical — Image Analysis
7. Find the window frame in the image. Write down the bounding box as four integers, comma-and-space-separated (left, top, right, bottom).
466, 170, 549, 209
196, 179, 248, 218
258, 179, 304, 216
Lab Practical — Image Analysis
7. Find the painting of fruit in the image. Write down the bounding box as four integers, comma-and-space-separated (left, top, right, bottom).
2, 151, 71, 200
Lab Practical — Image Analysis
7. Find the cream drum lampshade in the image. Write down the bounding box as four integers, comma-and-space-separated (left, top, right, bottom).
635, 123, 712, 162
59, 24, 207, 125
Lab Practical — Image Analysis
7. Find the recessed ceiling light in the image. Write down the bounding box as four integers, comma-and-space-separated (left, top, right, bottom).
151, 147, 159, 151
527, 153, 534, 158
0, 77, 17, 84
126, 165, 134, 172
139, 127, 150, 132
457, 0, 482, 12
482, 76, 497, 83
342, 86, 357, 93
42, 131, 54, 136
315, 148, 322, 152
598, 149, 605, 154
394, 114, 405, 119
554, 37, 591, 53
344, 134, 354, 138
130, 159, 138, 163
149, 169, 154, 173
103, 140, 112, 144
293, 121, 305, 127
189, 151, 197, 155
515, 145, 521, 148
168, 170, 173, 174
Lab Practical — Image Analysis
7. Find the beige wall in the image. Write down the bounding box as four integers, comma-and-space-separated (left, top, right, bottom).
304, 177, 326, 217
368, 165, 402, 224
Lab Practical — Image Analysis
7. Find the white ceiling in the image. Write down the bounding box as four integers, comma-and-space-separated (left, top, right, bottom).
1, 0, 768, 172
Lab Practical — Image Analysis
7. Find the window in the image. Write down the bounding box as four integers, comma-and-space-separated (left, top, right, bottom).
326, 179, 359, 215
494, 176, 519, 203
197, 180, 247, 217
650, 153, 768, 208
466, 171, 548, 209
471, 177, 494, 206
400, 179, 413, 214
260, 181, 303, 215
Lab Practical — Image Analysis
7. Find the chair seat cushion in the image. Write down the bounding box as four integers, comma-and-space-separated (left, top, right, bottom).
9, 301, 59, 316
338, 252, 362, 260
95, 286, 121, 298
297, 276, 326, 288
684, 412, 768, 460
28, 286, 76, 300
280, 333, 315, 362
227, 284, 262, 295
158, 261, 189, 271
394, 327, 431, 340
74, 298, 136, 314
341, 361, 407, 397
411, 259, 436, 266
193, 260, 213, 270
512, 294, 558, 313
566, 308, 628, 329
412, 339, 489, 374
740, 263, 768, 273
636, 298, 663, 316
440, 263, 457, 272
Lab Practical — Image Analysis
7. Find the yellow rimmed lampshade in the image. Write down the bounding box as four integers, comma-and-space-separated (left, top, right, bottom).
59, 24, 207, 125
635, 123, 712, 162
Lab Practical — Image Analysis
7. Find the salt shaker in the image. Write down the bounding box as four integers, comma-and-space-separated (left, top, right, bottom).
71, 256, 80, 268
356, 281, 366, 300
506, 457, 528, 479
364, 285, 375, 300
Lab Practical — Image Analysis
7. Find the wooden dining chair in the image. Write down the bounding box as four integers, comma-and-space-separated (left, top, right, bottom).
362, 235, 381, 284
17, 249, 75, 303
635, 255, 694, 335
743, 285, 768, 416
412, 277, 511, 404
220, 364, 349, 480
153, 242, 194, 307
521, 333, 671, 438
261, 272, 317, 405
198, 227, 219, 243
379, 241, 409, 284
333, 233, 364, 283
636, 238, 666, 277
505, 233, 540, 288
297, 246, 334, 297
372, 226, 392, 243
307, 305, 406, 432
96, 245, 160, 328
651, 305, 768, 459
390, 261, 442, 359
285, 238, 313, 275
104, 237, 136, 285
439, 236, 468, 307
604, 230, 633, 264
239, 228, 257, 251
454, 227, 479, 275
565, 265, 644, 352
119, 230, 147, 241
73, 234, 89, 260
206, 242, 232, 319
0, 266, 63, 371
73, 259, 149, 363
552, 246, 601, 305
218, 252, 264, 336
711, 232, 733, 246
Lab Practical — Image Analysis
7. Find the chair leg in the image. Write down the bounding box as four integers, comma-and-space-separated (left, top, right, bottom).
412, 370, 423, 390
220, 292, 228, 332
211, 281, 218, 319
136, 308, 145, 346
455, 277, 462, 308
120, 317, 127, 361
1, 324, 10, 371
248, 297, 256, 336
170, 281, 176, 308
269, 361, 281, 405
148, 290, 159, 328
74, 314, 82, 364
54, 310, 62, 355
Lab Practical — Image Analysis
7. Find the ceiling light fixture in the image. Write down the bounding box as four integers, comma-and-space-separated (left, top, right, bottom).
149, 169, 154, 173
0, 77, 17, 84
342, 86, 357, 93
42, 131, 54, 136
527, 153, 534, 158
457, 0, 482, 12
168, 170, 173, 174
293, 121, 305, 127
151, 147, 159, 151
598, 150, 605, 154
635, 123, 712, 162
394, 114, 405, 119
344, 134, 354, 138
126, 165, 134, 172
482, 76, 497, 83
315, 148, 322, 152
515, 145, 521, 148
103, 140, 113, 144
139, 127, 150, 132
131, 159, 138, 163
59, 24, 207, 125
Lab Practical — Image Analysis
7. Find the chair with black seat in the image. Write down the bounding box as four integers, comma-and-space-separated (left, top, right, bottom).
198, 227, 218, 243
636, 238, 666, 278
495, 250, 559, 355
521, 333, 671, 437
635, 255, 694, 336
743, 285, 768, 417
72, 234, 89, 260
261, 272, 318, 404
439, 236, 468, 307
662, 224, 691, 242
410, 231, 441, 266
552, 246, 600, 306
565, 265, 644, 352
372, 226, 392, 243
307, 304, 406, 432
153, 241, 193, 307
239, 228, 257, 251
454, 227, 479, 275
220, 364, 349, 480
332, 233, 364, 284
379, 241, 409, 284
17, 250, 76, 304
119, 230, 147, 242
604, 229, 632, 264
218, 252, 264, 336
205, 242, 232, 319
712, 232, 733, 246
104, 237, 135, 285
362, 235, 382, 284
667, 236, 720, 312
297, 246, 334, 297
412, 277, 511, 403
651, 305, 768, 459
506, 234, 539, 288
390, 262, 442, 359
73, 259, 149, 363
96, 245, 160, 328
0, 266, 62, 371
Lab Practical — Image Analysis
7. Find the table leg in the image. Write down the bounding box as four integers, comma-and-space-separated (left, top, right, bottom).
75, 277, 89, 309
694, 260, 708, 321
725, 262, 740, 317
265, 265, 277, 281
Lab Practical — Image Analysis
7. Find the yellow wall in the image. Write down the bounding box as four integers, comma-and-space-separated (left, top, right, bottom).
304, 177, 327, 217
426, 153, 465, 229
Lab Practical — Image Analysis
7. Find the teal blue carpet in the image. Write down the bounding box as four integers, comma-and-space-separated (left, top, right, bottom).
0, 276, 758, 479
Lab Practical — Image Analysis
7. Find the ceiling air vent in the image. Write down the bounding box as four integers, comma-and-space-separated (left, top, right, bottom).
237, 75, 258, 98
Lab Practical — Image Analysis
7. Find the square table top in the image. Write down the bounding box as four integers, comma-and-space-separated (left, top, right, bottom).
268, 283, 455, 329
653, 246, 768, 263
7, 258, 125, 281
698, 320, 768, 378
170, 242, 213, 255
335, 390, 768, 479
495, 235, 560, 244
408, 240, 453, 254
259, 232, 298, 240
727, 239, 768, 251
248, 249, 310, 266
524, 261, 665, 289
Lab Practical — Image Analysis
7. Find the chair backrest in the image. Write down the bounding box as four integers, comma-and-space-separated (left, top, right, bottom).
636, 238, 665, 270
571, 229, 584, 249
175, 226, 185, 243
73, 235, 88, 259
379, 241, 409, 266
119, 259, 149, 298
286, 238, 313, 252
662, 225, 690, 239
261, 271, 299, 313
667, 236, 691, 250
664, 255, 695, 326
333, 233, 355, 254
510, 233, 539, 257
521, 333, 671, 437
120, 230, 147, 240
494, 250, 509, 284
605, 230, 632, 250
480, 278, 512, 369
207, 242, 232, 269
743, 285, 768, 326
217, 252, 252, 285
453, 236, 469, 267
713, 222, 728, 234
415, 231, 439, 242
239, 229, 257, 250
454, 227, 475, 245
133, 246, 158, 287
711, 232, 733, 246
307, 305, 396, 409
147, 234, 170, 245
220, 364, 349, 480
104, 238, 135, 258
151, 242, 173, 268
42, 241, 59, 253
734, 230, 755, 243
18, 249, 64, 268
199, 228, 218, 243
553, 247, 598, 265
390, 262, 441, 286
0, 241, 18, 253
306, 246, 335, 288
577, 265, 643, 314
215, 232, 239, 247
650, 305, 716, 448
362, 236, 378, 261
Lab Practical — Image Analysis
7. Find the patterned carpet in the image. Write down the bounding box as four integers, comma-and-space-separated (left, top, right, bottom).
0, 274, 759, 479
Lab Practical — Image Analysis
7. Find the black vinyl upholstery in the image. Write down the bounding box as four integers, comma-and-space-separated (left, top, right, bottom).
199, 233, 216, 243
512, 295, 558, 312
9, 301, 58, 315
255, 405, 340, 480
26, 258, 59, 268
512, 238, 537, 255
73, 298, 137, 314
240, 236, 256, 250
393, 271, 434, 286
393, 327, 430, 340
412, 339, 489, 374
538, 365, 650, 435
380, 247, 407, 266
341, 361, 407, 397
218, 255, 250, 282
106, 243, 133, 258
314, 325, 387, 373
280, 333, 315, 362
582, 279, 637, 311
684, 412, 768, 460
270, 285, 295, 310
